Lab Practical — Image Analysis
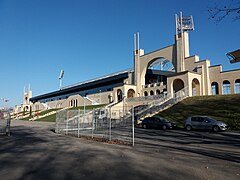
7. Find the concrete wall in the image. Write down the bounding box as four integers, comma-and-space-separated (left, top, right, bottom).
87, 91, 113, 105
209, 66, 240, 94
167, 72, 202, 97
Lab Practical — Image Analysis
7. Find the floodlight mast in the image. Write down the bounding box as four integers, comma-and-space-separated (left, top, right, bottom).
59, 70, 64, 90
175, 12, 194, 71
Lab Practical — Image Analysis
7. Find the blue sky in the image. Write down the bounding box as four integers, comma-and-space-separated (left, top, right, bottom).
0, 0, 239, 107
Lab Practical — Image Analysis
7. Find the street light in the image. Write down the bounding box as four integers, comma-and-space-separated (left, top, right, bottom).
58, 70, 64, 90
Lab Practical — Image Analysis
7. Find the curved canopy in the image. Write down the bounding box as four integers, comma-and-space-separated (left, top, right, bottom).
226, 49, 240, 64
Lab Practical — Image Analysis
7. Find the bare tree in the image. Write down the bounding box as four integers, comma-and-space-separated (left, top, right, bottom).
208, 0, 240, 23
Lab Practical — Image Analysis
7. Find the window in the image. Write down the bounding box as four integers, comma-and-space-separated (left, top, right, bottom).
191, 117, 204, 122
211, 82, 219, 95
223, 80, 231, 95
235, 79, 240, 94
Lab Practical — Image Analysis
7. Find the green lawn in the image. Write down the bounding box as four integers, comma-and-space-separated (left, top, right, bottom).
34, 104, 106, 122
19, 108, 60, 121
156, 94, 240, 130
35, 113, 57, 122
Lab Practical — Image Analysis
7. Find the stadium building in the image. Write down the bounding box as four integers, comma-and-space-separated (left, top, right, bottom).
20, 13, 240, 112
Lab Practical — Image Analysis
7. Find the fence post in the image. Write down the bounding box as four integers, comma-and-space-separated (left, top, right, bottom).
78, 109, 80, 138
109, 108, 112, 141
56, 111, 59, 134
66, 110, 69, 135
92, 109, 94, 139
132, 106, 135, 147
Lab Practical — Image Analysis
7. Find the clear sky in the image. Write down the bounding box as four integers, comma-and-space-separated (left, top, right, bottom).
0, 0, 239, 107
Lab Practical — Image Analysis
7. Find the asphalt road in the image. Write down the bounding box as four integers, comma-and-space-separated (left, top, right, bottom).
0, 120, 239, 180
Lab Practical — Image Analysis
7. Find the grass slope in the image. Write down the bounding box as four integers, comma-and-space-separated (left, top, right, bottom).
157, 94, 240, 130
35, 104, 106, 122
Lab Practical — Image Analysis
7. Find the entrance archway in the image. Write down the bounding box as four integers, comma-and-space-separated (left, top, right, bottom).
173, 79, 184, 93
127, 89, 135, 98
150, 90, 154, 96
144, 91, 148, 96
192, 78, 200, 96
117, 89, 123, 102
145, 58, 175, 85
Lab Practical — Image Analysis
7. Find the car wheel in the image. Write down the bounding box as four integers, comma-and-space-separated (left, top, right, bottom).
162, 125, 167, 130
185, 125, 192, 131
213, 126, 220, 132
143, 124, 147, 129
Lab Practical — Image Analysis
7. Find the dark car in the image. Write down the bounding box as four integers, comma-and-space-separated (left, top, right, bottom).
141, 116, 176, 130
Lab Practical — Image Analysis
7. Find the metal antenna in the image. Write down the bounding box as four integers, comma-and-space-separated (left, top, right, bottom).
175, 14, 178, 38
134, 33, 137, 55
137, 32, 140, 50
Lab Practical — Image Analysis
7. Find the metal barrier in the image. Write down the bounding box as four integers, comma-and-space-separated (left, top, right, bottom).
56, 108, 135, 146
0, 110, 11, 136
55, 87, 188, 146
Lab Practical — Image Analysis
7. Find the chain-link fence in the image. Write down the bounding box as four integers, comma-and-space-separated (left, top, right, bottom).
55, 87, 188, 146
56, 108, 135, 146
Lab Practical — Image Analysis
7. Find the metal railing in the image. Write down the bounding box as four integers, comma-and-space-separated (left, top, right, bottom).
133, 87, 189, 121
126, 93, 168, 102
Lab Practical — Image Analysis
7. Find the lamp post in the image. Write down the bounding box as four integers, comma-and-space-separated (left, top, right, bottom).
58, 70, 64, 90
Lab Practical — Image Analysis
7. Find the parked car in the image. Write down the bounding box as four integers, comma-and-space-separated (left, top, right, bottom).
141, 116, 176, 130
184, 116, 228, 132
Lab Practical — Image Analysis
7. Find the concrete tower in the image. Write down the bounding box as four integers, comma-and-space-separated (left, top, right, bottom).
175, 12, 194, 72
22, 84, 32, 111
133, 32, 144, 96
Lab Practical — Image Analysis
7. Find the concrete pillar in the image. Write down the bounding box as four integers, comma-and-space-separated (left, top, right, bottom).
230, 79, 235, 94
134, 49, 144, 96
